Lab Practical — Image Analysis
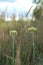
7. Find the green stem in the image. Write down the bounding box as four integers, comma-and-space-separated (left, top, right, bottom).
32, 31, 35, 63
12, 36, 15, 65
0, 43, 1, 55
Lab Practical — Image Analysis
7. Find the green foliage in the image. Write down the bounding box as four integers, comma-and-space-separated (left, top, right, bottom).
33, 0, 43, 21
0, 18, 43, 65
33, 0, 40, 4
33, 0, 43, 4
33, 6, 42, 20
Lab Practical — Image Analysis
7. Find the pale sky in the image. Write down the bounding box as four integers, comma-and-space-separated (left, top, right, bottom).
0, 0, 36, 17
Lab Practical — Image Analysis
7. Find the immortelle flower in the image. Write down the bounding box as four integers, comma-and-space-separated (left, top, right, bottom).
28, 27, 37, 32
9, 30, 18, 36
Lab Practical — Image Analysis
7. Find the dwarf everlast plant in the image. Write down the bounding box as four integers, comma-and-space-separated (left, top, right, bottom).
9, 30, 18, 65
28, 27, 37, 65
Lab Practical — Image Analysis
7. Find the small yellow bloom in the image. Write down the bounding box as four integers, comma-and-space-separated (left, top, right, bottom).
9, 30, 18, 35
28, 27, 37, 32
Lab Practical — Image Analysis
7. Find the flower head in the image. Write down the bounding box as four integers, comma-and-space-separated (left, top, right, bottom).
9, 30, 18, 36
28, 27, 37, 32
